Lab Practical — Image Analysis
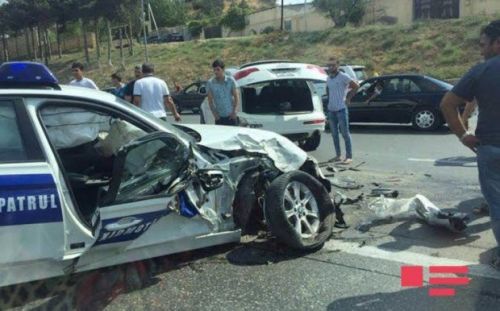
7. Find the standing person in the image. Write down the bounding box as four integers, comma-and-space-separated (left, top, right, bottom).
124, 65, 143, 103
326, 57, 359, 165
440, 20, 500, 268
69, 62, 99, 90
110, 73, 125, 98
207, 59, 239, 126
133, 63, 181, 122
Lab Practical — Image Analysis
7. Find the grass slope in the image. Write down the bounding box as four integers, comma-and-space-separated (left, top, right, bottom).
47, 15, 495, 89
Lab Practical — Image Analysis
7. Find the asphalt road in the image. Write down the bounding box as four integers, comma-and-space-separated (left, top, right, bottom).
8, 113, 500, 311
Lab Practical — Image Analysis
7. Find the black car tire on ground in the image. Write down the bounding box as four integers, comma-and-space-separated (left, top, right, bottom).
264, 171, 334, 251
192, 107, 200, 114
299, 131, 321, 152
412, 107, 442, 131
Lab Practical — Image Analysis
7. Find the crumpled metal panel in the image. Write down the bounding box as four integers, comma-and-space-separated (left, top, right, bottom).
179, 124, 308, 172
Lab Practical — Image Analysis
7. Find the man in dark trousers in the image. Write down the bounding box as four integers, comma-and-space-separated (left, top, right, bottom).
441, 20, 500, 269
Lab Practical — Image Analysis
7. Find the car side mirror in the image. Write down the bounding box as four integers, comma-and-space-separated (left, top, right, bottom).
196, 169, 224, 191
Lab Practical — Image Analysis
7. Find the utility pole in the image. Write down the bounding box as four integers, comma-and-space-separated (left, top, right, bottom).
141, 0, 149, 62
281, 0, 284, 31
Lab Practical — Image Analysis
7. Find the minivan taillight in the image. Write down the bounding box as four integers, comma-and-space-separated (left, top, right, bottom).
234, 67, 259, 80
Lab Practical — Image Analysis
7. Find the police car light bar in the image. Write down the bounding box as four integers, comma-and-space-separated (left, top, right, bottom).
0, 61, 60, 90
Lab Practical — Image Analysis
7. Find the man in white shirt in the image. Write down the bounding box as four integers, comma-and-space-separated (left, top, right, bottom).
133, 63, 181, 122
69, 62, 99, 89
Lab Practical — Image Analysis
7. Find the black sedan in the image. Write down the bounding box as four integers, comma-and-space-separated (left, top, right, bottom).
321, 74, 454, 131
172, 81, 207, 114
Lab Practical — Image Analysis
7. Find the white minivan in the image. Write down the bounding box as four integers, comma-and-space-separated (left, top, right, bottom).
200, 60, 327, 151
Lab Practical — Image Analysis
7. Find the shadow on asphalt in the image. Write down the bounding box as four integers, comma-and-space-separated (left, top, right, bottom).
0, 244, 236, 311
327, 283, 500, 311
434, 156, 477, 167
226, 238, 310, 266
346, 124, 451, 135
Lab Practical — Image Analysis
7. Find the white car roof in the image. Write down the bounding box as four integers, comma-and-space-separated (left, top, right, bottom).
234, 62, 327, 86
0, 85, 124, 107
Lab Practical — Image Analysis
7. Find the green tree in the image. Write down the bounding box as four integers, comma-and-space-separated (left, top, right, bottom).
313, 0, 370, 27
150, 0, 187, 27
220, 0, 250, 33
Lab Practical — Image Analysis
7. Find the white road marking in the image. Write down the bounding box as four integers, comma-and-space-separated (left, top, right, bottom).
408, 158, 436, 163
325, 240, 500, 281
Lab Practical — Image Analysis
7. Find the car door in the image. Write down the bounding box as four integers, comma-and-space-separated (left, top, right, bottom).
349, 80, 379, 122
0, 99, 67, 287
369, 77, 419, 123
35, 101, 213, 272
181, 83, 202, 110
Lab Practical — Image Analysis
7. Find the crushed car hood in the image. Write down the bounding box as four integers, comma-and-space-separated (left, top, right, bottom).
180, 124, 308, 171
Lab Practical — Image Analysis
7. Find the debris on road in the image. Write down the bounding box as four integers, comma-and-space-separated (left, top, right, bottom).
357, 194, 470, 233
369, 188, 399, 198
424, 174, 432, 178
336, 192, 365, 205
329, 176, 364, 190
473, 202, 489, 215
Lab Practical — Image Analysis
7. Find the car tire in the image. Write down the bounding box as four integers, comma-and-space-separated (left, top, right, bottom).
175, 102, 182, 114
192, 107, 200, 114
412, 107, 442, 131
299, 131, 321, 152
264, 171, 334, 251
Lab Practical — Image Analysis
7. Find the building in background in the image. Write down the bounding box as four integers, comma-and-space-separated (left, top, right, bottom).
223, 3, 334, 37
365, 0, 500, 25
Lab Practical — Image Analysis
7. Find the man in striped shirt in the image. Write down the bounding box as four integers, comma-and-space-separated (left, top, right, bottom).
326, 57, 359, 164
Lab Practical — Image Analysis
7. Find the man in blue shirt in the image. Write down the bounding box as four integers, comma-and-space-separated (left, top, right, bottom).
207, 59, 239, 126
326, 57, 359, 165
441, 20, 500, 269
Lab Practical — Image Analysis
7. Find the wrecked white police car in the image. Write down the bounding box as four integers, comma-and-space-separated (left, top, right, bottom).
0, 62, 337, 288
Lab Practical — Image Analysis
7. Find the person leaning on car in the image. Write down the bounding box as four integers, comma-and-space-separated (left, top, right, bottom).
207, 59, 239, 126
440, 19, 500, 269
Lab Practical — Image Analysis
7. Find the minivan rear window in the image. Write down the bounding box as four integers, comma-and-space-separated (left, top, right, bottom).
241, 80, 314, 114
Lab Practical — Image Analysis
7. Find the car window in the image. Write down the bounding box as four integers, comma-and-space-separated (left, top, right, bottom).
352, 81, 375, 101
312, 81, 327, 97
0, 102, 27, 163
241, 79, 314, 114
185, 84, 199, 94
416, 77, 452, 92
115, 136, 188, 202
382, 78, 421, 95
353, 68, 368, 81
199, 85, 207, 95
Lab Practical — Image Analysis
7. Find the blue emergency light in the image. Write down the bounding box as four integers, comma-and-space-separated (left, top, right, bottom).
0, 61, 60, 89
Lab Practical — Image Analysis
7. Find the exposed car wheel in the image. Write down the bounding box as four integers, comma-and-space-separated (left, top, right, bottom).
192, 107, 200, 114
264, 171, 334, 251
299, 131, 321, 152
412, 107, 442, 131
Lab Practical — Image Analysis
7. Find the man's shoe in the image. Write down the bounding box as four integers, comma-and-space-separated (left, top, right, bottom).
342, 158, 353, 165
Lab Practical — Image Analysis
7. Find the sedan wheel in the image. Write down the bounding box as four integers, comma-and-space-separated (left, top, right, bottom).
264, 171, 334, 251
412, 108, 441, 131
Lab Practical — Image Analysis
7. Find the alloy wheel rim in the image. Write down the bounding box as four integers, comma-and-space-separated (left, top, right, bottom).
283, 181, 320, 239
416, 110, 435, 129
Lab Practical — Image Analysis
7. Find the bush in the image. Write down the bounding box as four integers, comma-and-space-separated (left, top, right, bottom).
187, 20, 203, 38
261, 26, 275, 34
